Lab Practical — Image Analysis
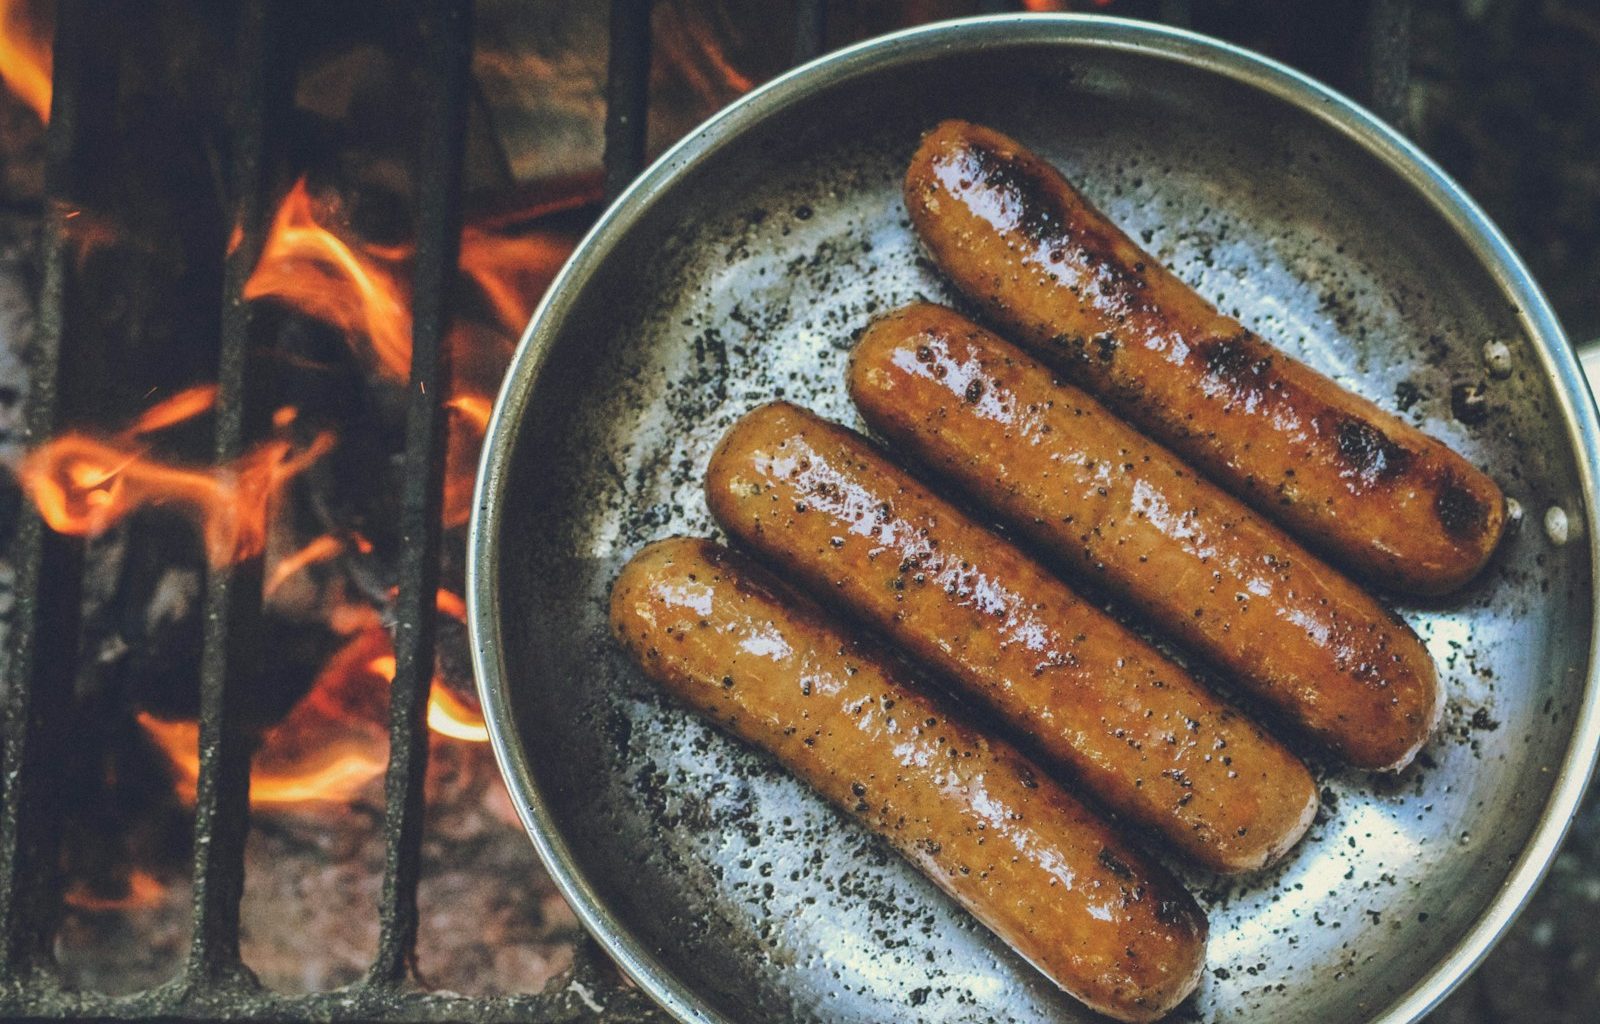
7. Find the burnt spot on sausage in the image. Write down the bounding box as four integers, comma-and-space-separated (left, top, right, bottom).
1436, 475, 1490, 538
961, 141, 1067, 245
1098, 846, 1135, 880
1200, 333, 1272, 387
1050, 333, 1090, 369
1334, 418, 1413, 484
1093, 333, 1118, 363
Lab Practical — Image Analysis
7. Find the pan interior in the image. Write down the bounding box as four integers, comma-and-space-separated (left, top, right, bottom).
484, 28, 1593, 1024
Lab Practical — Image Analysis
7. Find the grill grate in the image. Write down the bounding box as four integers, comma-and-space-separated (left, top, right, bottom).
0, 0, 1412, 1020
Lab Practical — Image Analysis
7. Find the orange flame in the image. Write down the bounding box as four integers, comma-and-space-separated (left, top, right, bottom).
457, 227, 570, 332
367, 586, 489, 743
445, 394, 492, 433
264, 533, 345, 598
20, 431, 334, 567
243, 179, 414, 381
0, 0, 52, 124
426, 686, 490, 743
366, 655, 487, 743
110, 173, 576, 810
442, 393, 491, 528
124, 385, 219, 437
63, 869, 167, 913
139, 627, 393, 807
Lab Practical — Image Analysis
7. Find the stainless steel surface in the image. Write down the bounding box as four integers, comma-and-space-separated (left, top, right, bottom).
469, 15, 1600, 1024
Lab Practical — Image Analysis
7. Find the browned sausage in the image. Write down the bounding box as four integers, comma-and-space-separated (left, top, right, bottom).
904, 119, 1505, 596
850, 303, 1441, 770
705, 402, 1316, 874
611, 537, 1206, 1022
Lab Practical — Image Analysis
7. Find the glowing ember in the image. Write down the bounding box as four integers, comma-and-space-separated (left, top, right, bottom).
20, 430, 334, 568
0, 0, 52, 124
435, 587, 468, 622
243, 178, 414, 382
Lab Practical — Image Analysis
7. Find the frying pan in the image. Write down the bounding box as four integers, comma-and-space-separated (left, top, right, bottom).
468, 15, 1600, 1023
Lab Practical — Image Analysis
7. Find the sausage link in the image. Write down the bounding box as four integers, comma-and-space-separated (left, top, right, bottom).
611, 538, 1207, 1021
904, 119, 1505, 595
850, 303, 1440, 770
705, 403, 1317, 873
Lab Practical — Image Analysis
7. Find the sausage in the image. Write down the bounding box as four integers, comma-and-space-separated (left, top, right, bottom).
849, 303, 1441, 770
611, 537, 1207, 1022
705, 402, 1317, 873
904, 119, 1506, 596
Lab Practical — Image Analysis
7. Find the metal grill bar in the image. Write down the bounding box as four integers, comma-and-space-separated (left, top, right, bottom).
0, 986, 668, 1021
603, 0, 652, 201
185, 0, 276, 987
0, 0, 90, 980
370, 0, 474, 988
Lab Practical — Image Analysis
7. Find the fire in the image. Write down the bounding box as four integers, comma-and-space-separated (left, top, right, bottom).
20, 430, 334, 567
124, 384, 219, 436
137, 714, 388, 808
243, 179, 414, 382
445, 394, 492, 433
457, 227, 570, 332
366, 653, 490, 745
139, 627, 393, 807
39, 161, 570, 810
264, 533, 345, 598
63, 869, 167, 913
139, 617, 485, 811
239, 181, 573, 528
426, 686, 490, 743
0, 0, 52, 124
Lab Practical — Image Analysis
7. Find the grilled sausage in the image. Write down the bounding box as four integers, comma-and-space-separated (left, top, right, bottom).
904, 119, 1505, 596
611, 537, 1207, 1022
850, 303, 1441, 770
705, 403, 1317, 873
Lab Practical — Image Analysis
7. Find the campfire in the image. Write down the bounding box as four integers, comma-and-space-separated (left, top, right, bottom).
0, 0, 739, 1000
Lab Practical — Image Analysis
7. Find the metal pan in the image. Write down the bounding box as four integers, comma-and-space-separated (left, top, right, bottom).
468, 15, 1600, 1023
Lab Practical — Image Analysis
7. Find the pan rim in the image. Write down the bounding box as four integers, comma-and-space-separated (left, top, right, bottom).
467, 13, 1600, 1024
